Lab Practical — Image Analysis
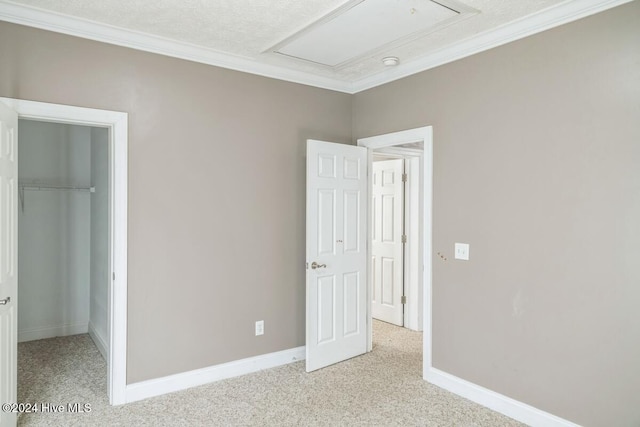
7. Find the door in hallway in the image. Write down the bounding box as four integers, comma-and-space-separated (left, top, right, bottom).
371, 159, 404, 326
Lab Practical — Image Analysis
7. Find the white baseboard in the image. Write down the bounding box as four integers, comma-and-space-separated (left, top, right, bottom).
18, 322, 89, 343
88, 321, 108, 361
125, 346, 306, 404
426, 368, 580, 427
118, 339, 578, 427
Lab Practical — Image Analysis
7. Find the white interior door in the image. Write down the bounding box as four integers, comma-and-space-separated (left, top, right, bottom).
306, 140, 367, 372
0, 102, 18, 427
372, 159, 404, 326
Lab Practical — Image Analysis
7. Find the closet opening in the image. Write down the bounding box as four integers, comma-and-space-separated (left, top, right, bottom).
17, 119, 110, 403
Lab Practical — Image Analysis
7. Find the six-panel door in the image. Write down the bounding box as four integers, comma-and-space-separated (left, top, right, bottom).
306, 140, 367, 372
0, 101, 18, 427
372, 159, 405, 326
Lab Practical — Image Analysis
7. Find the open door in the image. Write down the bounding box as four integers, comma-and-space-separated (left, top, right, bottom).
0, 101, 18, 427
371, 159, 405, 326
306, 140, 367, 372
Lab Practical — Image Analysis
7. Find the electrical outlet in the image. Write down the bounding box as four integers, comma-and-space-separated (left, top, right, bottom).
255, 320, 264, 336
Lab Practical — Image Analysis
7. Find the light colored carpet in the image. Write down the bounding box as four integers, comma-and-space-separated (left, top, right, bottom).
18, 321, 523, 426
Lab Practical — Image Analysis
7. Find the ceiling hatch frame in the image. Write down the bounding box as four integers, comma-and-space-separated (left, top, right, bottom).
265, 0, 479, 70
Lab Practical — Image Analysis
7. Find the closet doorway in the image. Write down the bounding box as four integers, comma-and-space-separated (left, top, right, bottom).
0, 97, 128, 406
18, 119, 109, 396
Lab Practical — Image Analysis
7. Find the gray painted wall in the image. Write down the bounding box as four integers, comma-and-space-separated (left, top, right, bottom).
0, 20, 353, 384
17, 120, 91, 340
353, 2, 640, 426
1, 1, 638, 424
90, 127, 109, 358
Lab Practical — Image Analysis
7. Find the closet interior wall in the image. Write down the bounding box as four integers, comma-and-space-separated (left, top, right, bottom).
17, 119, 108, 358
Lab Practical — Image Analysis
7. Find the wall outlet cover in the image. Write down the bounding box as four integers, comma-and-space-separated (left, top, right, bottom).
255, 320, 264, 336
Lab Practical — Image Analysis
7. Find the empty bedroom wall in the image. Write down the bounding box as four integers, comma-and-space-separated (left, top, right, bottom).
353, 2, 640, 425
0, 20, 352, 383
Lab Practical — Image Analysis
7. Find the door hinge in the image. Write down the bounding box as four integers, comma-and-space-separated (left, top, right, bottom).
402, 173, 407, 182
112, 272, 115, 281
402, 234, 407, 244
401, 295, 407, 304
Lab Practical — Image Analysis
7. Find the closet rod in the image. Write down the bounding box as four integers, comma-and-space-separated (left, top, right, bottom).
20, 185, 95, 193
18, 184, 96, 212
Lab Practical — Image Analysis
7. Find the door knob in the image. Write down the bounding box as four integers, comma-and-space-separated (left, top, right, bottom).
311, 262, 327, 269
0, 297, 10, 305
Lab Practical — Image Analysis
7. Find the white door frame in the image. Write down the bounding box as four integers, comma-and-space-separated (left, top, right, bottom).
372, 150, 423, 331
0, 97, 128, 405
357, 126, 433, 378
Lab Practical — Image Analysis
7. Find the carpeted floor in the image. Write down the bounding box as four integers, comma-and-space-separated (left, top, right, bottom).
17, 321, 523, 426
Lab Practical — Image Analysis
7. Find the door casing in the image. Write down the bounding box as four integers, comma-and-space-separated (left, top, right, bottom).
358, 126, 433, 378
0, 97, 128, 405
373, 150, 422, 331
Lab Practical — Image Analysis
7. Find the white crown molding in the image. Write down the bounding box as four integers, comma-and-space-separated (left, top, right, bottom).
0, 0, 631, 93
351, 0, 634, 92
0, 0, 353, 93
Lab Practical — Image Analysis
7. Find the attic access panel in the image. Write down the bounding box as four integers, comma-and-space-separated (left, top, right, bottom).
270, 0, 476, 68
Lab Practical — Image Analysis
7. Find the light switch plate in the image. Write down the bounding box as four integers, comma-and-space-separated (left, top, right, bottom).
454, 243, 470, 260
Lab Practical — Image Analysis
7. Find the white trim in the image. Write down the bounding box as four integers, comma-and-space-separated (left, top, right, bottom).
422, 127, 434, 374
404, 155, 422, 331
108, 103, 128, 406
125, 346, 305, 404
358, 126, 433, 357
17, 322, 88, 343
351, 0, 633, 92
426, 368, 581, 427
0, 0, 351, 94
358, 127, 428, 150
0, 97, 128, 406
0, 0, 631, 94
88, 321, 108, 361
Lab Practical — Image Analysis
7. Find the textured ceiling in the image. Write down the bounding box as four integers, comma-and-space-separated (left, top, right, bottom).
0, 0, 621, 91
